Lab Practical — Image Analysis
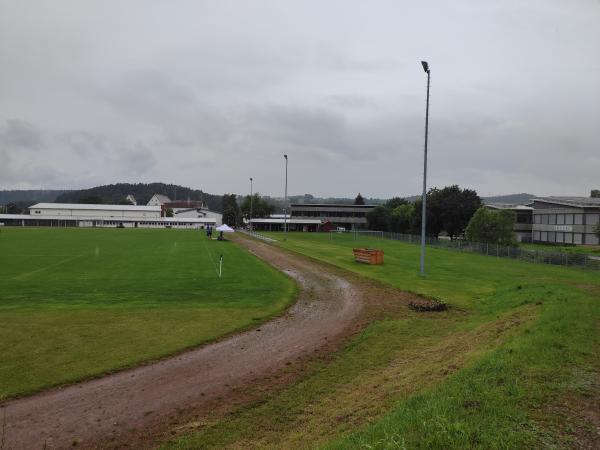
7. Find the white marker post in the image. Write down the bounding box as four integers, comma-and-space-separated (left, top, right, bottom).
219, 254, 223, 278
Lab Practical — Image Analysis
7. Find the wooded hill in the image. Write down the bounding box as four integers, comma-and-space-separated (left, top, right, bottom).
56, 183, 223, 212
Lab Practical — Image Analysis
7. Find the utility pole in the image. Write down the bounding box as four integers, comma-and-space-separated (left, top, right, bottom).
283, 154, 288, 240
420, 61, 431, 276
249, 177, 253, 231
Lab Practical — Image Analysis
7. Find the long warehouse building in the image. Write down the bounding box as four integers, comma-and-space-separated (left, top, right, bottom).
0, 203, 217, 228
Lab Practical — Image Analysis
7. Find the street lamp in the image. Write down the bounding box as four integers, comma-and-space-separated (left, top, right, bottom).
420, 61, 430, 276
249, 177, 253, 231
283, 154, 288, 240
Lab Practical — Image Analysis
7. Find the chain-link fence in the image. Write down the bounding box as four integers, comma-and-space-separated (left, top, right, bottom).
380, 232, 600, 270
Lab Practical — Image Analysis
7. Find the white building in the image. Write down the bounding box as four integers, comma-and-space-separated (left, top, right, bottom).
0, 203, 217, 229
146, 193, 223, 226
147, 194, 172, 207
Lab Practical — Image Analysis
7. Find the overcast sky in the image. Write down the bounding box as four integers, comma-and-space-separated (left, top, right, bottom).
1, 1, 599, 198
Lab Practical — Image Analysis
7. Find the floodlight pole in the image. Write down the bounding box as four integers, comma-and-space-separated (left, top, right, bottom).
249, 177, 253, 231
420, 61, 430, 277
283, 154, 288, 240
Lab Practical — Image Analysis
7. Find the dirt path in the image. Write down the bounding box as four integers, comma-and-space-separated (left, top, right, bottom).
1, 235, 365, 449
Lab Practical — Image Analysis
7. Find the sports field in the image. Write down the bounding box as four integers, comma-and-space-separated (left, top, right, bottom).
0, 228, 295, 399
169, 232, 600, 449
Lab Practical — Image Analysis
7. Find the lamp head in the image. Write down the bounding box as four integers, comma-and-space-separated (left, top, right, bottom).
284, 154, 288, 159
421, 61, 429, 73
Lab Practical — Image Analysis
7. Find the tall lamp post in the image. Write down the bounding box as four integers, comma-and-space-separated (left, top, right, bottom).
420, 60, 430, 276
283, 154, 288, 240
249, 177, 253, 231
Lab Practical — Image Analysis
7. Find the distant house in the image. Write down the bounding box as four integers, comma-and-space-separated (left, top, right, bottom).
125, 194, 137, 205
147, 194, 172, 207
146, 193, 222, 226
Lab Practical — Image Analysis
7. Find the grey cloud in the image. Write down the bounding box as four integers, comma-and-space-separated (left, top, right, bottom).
0, 119, 43, 151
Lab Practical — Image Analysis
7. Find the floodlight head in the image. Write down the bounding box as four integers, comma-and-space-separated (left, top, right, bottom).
284, 154, 288, 159
421, 61, 429, 73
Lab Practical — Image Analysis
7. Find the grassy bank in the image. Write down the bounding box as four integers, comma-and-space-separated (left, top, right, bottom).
0, 228, 296, 398
166, 232, 600, 449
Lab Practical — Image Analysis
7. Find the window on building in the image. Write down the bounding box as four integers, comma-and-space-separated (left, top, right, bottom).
564, 233, 573, 244
541, 231, 548, 241
542, 215, 549, 225
548, 231, 556, 242
574, 233, 582, 244
534, 231, 541, 241
549, 214, 557, 225
587, 213, 600, 226
556, 232, 564, 243
565, 214, 574, 225
534, 215, 541, 224
574, 214, 583, 225
585, 233, 599, 245
557, 214, 565, 225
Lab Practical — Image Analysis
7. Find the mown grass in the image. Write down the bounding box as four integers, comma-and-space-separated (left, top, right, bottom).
166, 232, 600, 449
0, 228, 296, 398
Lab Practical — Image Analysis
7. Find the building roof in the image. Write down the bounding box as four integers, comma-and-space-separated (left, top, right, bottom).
532, 197, 600, 208
0, 213, 215, 223
249, 218, 322, 224
148, 194, 171, 204
290, 203, 376, 208
486, 204, 533, 211
29, 203, 160, 212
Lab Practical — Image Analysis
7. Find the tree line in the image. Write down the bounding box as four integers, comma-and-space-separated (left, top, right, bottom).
366, 185, 524, 245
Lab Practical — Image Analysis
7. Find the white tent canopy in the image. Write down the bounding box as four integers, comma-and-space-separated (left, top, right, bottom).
216, 224, 235, 232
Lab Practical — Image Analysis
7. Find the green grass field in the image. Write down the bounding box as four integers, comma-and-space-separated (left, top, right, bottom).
0, 228, 296, 399
168, 232, 600, 449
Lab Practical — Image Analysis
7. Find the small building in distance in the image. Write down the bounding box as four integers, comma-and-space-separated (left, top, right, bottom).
146, 194, 222, 226
531, 197, 600, 246
248, 214, 321, 232
125, 194, 137, 205
147, 194, 172, 207
290, 203, 376, 230
485, 204, 533, 243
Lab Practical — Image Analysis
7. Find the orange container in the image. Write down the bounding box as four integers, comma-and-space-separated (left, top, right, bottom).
353, 248, 384, 265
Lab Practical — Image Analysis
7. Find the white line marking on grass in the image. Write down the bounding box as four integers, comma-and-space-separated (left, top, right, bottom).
13, 253, 89, 281
200, 239, 220, 278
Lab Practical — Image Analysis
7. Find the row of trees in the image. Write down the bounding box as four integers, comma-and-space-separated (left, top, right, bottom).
366, 185, 482, 239
221, 193, 277, 226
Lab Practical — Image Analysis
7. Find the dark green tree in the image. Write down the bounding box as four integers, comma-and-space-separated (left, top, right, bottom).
591, 189, 600, 198
354, 193, 365, 205
118, 197, 133, 205
78, 195, 104, 204
222, 194, 240, 226
165, 208, 174, 217
385, 197, 408, 209
366, 205, 391, 231
437, 185, 482, 239
389, 202, 415, 233
240, 193, 275, 219
4, 202, 22, 214
465, 207, 516, 245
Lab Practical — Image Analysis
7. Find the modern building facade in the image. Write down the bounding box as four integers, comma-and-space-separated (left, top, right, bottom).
290, 203, 376, 230
531, 197, 600, 246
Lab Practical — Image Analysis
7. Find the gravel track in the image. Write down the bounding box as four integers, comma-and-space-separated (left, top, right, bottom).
1, 235, 364, 449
